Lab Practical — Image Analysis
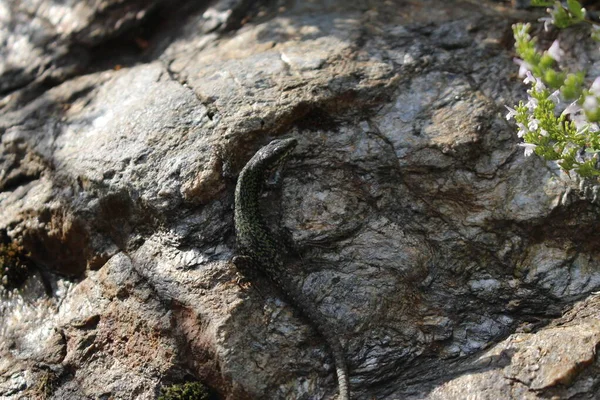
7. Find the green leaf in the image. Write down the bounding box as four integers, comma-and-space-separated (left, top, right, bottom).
566, 0, 585, 20
544, 68, 565, 89
560, 72, 585, 100
539, 54, 555, 69
575, 160, 600, 177
552, 4, 571, 28
530, 0, 554, 6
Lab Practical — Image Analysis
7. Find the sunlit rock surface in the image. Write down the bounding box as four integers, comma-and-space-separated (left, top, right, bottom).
1, 0, 600, 399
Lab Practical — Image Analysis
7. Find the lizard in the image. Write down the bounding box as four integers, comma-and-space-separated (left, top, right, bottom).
234, 137, 350, 400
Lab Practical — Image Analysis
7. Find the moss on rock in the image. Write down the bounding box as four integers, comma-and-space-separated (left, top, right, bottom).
158, 381, 212, 400
0, 240, 31, 289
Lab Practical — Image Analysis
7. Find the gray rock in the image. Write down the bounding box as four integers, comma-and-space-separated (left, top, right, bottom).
1, 0, 600, 399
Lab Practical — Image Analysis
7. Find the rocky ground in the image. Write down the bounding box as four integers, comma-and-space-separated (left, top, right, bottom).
1, 0, 600, 399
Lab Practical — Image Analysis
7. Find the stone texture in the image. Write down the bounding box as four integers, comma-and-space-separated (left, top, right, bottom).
1, 0, 600, 399
425, 294, 600, 400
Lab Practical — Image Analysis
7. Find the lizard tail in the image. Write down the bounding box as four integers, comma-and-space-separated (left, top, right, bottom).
328, 336, 350, 400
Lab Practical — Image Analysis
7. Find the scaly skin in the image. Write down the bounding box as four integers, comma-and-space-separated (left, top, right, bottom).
234, 138, 350, 400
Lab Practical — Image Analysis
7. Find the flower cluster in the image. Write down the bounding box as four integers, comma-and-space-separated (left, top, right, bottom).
508, 1, 600, 178
532, 0, 586, 30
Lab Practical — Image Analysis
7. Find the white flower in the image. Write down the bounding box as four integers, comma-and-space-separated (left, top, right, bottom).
591, 77, 600, 97
518, 63, 529, 78
519, 143, 537, 157
547, 40, 564, 62
514, 58, 531, 78
526, 96, 538, 111
576, 124, 589, 135
505, 106, 517, 120
528, 119, 539, 131
562, 101, 582, 116
573, 114, 589, 132
535, 78, 546, 91
539, 16, 554, 31
583, 95, 598, 112
548, 90, 560, 104
517, 122, 528, 138
524, 71, 545, 91
523, 70, 536, 85
540, 128, 548, 137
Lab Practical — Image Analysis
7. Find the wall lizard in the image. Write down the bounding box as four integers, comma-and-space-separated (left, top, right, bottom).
234, 138, 350, 400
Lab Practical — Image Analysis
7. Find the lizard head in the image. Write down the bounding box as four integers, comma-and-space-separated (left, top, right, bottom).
253, 138, 298, 170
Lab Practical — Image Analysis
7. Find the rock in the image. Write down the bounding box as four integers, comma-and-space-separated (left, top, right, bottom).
425, 295, 600, 400
1, 0, 600, 399
0, 0, 170, 95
